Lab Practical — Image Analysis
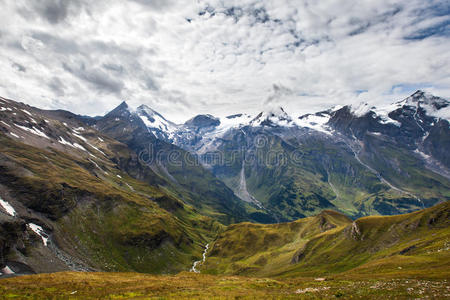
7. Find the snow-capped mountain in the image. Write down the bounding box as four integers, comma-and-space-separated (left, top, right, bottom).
329, 90, 449, 151
63, 90, 449, 221
116, 104, 300, 152
328, 90, 450, 184
347, 90, 449, 127
296, 111, 335, 135
400, 90, 450, 120
119, 90, 449, 221
136, 104, 179, 140
249, 107, 294, 127
119, 91, 449, 165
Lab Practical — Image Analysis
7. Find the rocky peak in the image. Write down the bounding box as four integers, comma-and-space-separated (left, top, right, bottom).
105, 100, 131, 118
185, 114, 220, 128
250, 106, 293, 127
401, 90, 449, 114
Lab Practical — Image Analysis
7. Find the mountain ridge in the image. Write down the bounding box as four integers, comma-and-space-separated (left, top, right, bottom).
109, 90, 448, 138
2, 91, 448, 222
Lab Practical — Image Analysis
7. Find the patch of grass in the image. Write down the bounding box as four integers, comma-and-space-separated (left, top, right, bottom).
0, 271, 449, 299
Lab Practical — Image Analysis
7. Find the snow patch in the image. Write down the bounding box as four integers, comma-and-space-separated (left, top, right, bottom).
72, 143, 86, 151
14, 124, 49, 139
21, 109, 33, 116
88, 158, 102, 171
58, 137, 87, 151
403, 91, 450, 121
191, 113, 254, 152
296, 113, 332, 135
0, 121, 11, 127
350, 102, 402, 127
86, 142, 105, 156
27, 223, 49, 246
350, 102, 373, 117
1, 266, 14, 275
72, 133, 87, 142
221, 113, 253, 129
125, 183, 134, 191
137, 105, 179, 135
250, 107, 294, 127
9, 132, 20, 138
414, 149, 431, 160
58, 137, 73, 146
71, 132, 105, 155
0, 197, 16, 216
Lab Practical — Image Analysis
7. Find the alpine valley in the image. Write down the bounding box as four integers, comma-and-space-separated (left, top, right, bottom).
0, 91, 449, 298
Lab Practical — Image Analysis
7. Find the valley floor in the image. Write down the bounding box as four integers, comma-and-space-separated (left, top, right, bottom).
0, 270, 449, 299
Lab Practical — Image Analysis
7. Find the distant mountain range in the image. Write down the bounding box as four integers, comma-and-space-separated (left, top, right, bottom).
0, 90, 449, 276
112, 90, 450, 221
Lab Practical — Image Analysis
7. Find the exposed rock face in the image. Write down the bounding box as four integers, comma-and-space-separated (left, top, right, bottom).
350, 221, 361, 240
327, 90, 450, 168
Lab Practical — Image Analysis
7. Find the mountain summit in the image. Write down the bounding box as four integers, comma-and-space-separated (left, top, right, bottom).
250, 107, 293, 127
136, 105, 178, 140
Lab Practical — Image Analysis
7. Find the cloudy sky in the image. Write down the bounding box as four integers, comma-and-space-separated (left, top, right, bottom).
0, 0, 449, 122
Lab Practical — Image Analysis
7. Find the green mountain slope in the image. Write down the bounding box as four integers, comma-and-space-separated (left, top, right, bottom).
92, 102, 263, 224
0, 115, 221, 274
201, 201, 450, 278
206, 127, 446, 221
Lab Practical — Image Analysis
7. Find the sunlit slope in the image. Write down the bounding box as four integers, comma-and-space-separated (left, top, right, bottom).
202, 201, 450, 278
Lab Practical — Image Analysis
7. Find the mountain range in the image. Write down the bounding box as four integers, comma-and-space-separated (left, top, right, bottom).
122, 90, 450, 221
0, 90, 449, 277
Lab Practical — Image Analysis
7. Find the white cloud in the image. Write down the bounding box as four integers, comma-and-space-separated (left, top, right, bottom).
0, 0, 448, 122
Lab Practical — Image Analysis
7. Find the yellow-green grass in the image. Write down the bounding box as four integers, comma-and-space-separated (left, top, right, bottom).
0, 270, 449, 299
202, 201, 450, 278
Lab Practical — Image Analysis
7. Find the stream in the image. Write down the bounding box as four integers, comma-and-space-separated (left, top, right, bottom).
190, 243, 209, 273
